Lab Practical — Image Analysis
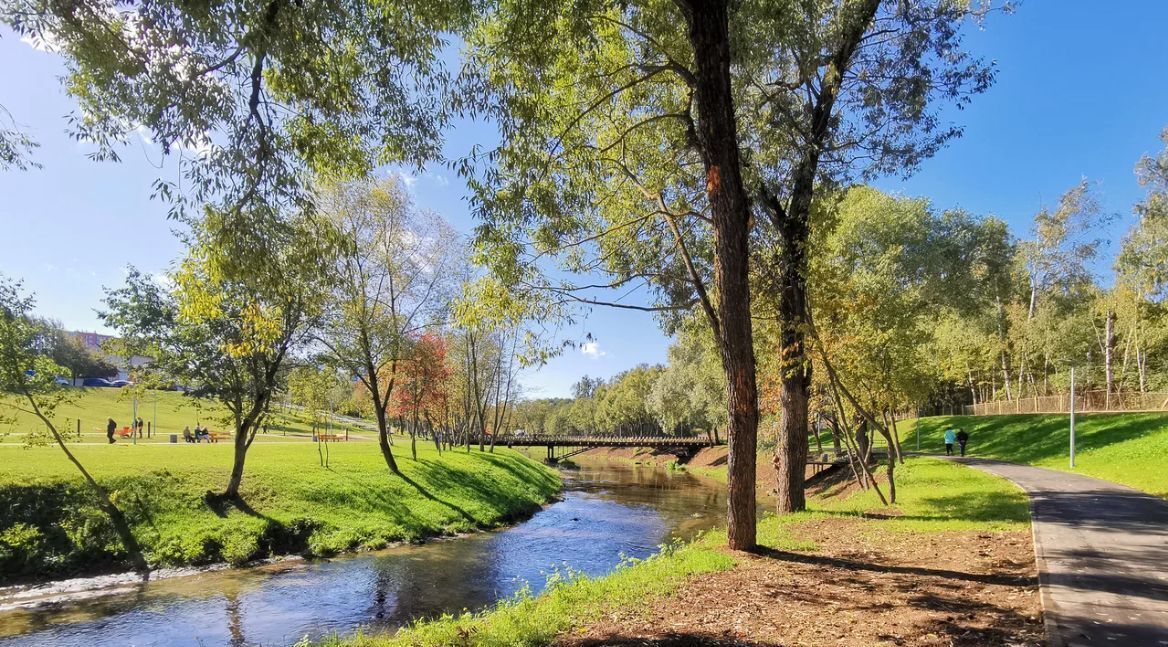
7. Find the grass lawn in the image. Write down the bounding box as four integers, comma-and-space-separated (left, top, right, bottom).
902, 412, 1168, 498
0, 393, 561, 582
0, 386, 360, 444
323, 457, 1026, 647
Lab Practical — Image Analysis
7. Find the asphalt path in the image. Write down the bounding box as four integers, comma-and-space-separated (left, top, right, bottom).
953, 458, 1168, 647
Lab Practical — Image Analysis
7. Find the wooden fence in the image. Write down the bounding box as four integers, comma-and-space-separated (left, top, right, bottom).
961, 390, 1168, 416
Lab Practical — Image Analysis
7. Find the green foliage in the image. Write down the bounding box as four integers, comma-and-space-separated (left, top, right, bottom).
1119, 129, 1168, 301
647, 321, 725, 433
0, 440, 560, 580
905, 413, 1168, 498
0, 276, 78, 438
806, 186, 1012, 414
2, 0, 465, 226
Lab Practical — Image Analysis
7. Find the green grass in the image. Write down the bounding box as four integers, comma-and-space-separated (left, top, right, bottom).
902, 412, 1168, 498
323, 457, 1024, 646
0, 408, 561, 581
811, 457, 1030, 532
0, 387, 355, 444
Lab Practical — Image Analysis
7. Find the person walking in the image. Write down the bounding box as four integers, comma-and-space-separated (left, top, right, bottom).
956, 428, 970, 457
106, 417, 117, 444
944, 427, 956, 456
136, 416, 145, 438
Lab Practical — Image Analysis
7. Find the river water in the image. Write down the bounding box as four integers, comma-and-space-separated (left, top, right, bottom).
0, 462, 727, 646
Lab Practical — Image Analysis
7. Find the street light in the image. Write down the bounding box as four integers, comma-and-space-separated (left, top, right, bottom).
1069, 366, 1076, 469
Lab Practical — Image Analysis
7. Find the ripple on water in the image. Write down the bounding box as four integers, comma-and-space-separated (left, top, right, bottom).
0, 463, 727, 647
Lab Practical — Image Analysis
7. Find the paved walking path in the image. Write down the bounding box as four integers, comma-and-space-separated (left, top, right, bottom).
953, 458, 1168, 647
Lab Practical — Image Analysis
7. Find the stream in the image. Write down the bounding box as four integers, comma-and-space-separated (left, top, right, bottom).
0, 462, 729, 646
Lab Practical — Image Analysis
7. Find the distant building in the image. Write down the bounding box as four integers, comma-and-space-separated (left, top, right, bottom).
68, 330, 153, 382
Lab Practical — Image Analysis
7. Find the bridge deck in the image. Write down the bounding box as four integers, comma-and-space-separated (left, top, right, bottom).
505, 435, 718, 448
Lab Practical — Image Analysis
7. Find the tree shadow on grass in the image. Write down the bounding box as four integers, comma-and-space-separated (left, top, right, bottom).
411, 458, 550, 525
397, 471, 477, 525
472, 451, 563, 492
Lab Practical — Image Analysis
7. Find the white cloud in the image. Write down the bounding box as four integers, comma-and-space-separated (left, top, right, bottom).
150, 273, 175, 292
580, 341, 606, 359
396, 171, 419, 188
426, 172, 450, 187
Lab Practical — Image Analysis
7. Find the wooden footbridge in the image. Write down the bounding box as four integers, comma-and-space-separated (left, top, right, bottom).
503, 435, 720, 461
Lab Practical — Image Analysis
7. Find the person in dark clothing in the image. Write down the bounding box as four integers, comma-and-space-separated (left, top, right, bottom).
956, 428, 970, 457
106, 418, 117, 444
136, 417, 145, 438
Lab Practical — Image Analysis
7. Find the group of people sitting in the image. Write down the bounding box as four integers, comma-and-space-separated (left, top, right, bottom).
182, 425, 215, 443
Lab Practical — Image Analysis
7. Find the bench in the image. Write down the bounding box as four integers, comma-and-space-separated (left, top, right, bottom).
318, 433, 342, 442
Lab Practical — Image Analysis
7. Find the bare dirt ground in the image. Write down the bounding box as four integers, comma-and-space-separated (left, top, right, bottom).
559, 517, 1041, 646
558, 462, 1041, 647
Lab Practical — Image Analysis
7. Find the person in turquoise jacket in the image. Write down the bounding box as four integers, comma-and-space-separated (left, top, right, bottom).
944, 428, 957, 456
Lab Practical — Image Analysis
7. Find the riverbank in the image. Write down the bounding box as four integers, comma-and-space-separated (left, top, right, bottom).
0, 440, 560, 583
574, 445, 788, 494
327, 456, 1040, 646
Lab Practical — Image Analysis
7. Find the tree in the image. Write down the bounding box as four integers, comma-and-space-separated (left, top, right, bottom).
316, 175, 460, 473
103, 216, 331, 499
389, 333, 452, 459
460, 0, 998, 544
745, 1, 998, 513
806, 187, 1008, 501
461, 0, 760, 550
648, 319, 728, 438
597, 364, 663, 435
37, 323, 119, 381
0, 276, 148, 573
4, 0, 465, 232
287, 364, 344, 436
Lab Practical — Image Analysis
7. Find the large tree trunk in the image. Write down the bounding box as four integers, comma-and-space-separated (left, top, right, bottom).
223, 428, 250, 499
772, 216, 812, 513
374, 404, 400, 473
681, 0, 759, 552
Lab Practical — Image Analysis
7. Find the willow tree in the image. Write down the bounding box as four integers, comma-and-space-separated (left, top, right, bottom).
807, 188, 1010, 501
316, 176, 461, 473
738, 0, 1000, 512
461, 0, 761, 550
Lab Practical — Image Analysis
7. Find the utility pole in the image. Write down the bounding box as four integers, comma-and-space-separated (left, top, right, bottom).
1069, 367, 1076, 469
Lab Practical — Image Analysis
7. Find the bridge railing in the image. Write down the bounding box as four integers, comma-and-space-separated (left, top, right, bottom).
507, 434, 716, 445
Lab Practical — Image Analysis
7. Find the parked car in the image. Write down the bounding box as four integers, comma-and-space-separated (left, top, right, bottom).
81, 377, 114, 387
54, 376, 72, 387
110, 379, 131, 388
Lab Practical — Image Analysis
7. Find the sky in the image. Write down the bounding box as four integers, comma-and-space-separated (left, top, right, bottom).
2, 2, 1167, 398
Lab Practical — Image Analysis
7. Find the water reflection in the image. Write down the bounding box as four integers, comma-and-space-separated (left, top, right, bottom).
0, 463, 726, 647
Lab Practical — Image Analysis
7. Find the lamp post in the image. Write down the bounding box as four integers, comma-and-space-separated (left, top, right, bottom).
1069, 367, 1076, 469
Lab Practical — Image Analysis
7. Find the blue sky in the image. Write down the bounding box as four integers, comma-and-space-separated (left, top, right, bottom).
2, 2, 1167, 398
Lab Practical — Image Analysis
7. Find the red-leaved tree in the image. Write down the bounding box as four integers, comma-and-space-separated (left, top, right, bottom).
389, 333, 452, 460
